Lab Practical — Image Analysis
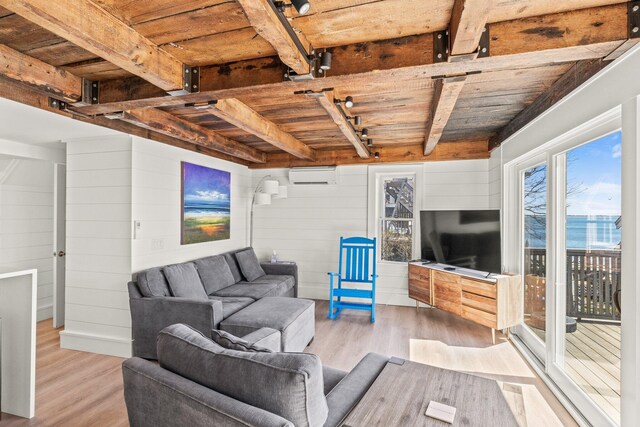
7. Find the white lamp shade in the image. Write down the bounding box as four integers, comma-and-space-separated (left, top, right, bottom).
255, 192, 272, 205
273, 185, 288, 199
262, 179, 280, 195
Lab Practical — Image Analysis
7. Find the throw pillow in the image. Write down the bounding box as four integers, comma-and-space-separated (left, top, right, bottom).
194, 255, 236, 295
236, 249, 266, 282
210, 329, 272, 353
162, 263, 207, 299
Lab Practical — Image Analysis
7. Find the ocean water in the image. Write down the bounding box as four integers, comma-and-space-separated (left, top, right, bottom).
184, 201, 230, 217
525, 215, 621, 249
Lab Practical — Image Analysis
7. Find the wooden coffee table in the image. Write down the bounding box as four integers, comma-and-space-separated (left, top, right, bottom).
341, 359, 518, 426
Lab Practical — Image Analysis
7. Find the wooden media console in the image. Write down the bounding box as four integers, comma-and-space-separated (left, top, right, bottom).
408, 261, 522, 344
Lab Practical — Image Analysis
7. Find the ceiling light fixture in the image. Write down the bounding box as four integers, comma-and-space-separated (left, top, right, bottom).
360, 128, 369, 138
335, 96, 354, 109
319, 51, 332, 70
367, 139, 373, 147
274, 0, 310, 15
291, 0, 311, 15
374, 152, 380, 159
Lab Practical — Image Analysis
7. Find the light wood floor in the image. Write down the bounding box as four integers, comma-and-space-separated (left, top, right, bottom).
2, 301, 577, 426
531, 321, 621, 424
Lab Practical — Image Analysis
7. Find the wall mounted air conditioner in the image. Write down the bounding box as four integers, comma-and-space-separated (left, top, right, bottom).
288, 166, 338, 185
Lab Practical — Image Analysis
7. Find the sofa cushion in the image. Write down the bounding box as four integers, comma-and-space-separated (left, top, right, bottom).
163, 263, 207, 299
207, 296, 254, 320
236, 249, 266, 282
210, 329, 272, 353
158, 324, 328, 427
195, 255, 235, 294
220, 298, 315, 353
135, 267, 171, 297
249, 275, 295, 294
212, 282, 282, 300
223, 252, 244, 283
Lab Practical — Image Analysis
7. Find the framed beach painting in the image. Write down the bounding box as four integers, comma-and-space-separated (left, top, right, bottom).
181, 162, 231, 244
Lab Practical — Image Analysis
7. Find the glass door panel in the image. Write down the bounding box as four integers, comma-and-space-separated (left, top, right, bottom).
557, 131, 622, 425
523, 164, 548, 345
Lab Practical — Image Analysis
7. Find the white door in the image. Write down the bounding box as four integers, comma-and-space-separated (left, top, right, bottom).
53, 164, 66, 328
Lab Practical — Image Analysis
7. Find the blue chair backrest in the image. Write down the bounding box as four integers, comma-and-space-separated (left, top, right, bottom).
339, 236, 377, 283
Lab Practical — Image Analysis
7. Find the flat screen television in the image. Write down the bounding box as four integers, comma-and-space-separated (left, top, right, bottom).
420, 210, 501, 274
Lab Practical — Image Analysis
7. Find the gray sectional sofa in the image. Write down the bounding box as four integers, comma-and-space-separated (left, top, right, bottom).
123, 324, 389, 427
127, 247, 313, 359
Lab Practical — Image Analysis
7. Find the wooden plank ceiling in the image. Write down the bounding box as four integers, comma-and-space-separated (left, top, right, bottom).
0, 0, 635, 168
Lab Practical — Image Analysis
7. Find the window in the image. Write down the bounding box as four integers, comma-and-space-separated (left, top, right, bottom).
380, 176, 415, 262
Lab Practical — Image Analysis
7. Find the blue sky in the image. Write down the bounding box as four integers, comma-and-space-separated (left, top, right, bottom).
183, 162, 230, 204
566, 131, 621, 216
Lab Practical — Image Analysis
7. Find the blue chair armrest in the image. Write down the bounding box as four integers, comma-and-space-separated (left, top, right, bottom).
328, 272, 340, 277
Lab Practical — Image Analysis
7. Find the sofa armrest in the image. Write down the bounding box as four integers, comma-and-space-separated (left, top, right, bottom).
123, 357, 294, 427
242, 327, 281, 352
261, 263, 298, 297
130, 297, 223, 360
323, 353, 389, 427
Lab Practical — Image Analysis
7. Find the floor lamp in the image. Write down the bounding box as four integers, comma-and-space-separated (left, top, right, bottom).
250, 175, 288, 247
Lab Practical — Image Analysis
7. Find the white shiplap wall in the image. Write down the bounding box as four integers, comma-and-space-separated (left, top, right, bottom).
131, 137, 251, 271
0, 158, 54, 320
61, 135, 134, 357
60, 135, 252, 357
252, 159, 493, 306
489, 148, 502, 209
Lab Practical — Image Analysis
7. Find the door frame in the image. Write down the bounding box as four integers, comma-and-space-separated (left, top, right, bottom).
504, 107, 621, 426
53, 163, 66, 328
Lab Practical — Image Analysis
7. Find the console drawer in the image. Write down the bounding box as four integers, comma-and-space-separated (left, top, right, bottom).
462, 305, 497, 329
462, 291, 497, 314
461, 277, 496, 299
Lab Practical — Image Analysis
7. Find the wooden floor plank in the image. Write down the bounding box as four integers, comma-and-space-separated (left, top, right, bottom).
1, 302, 577, 426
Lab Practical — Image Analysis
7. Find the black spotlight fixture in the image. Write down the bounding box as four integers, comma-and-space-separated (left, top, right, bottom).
374, 152, 380, 159
361, 128, 369, 138
291, 0, 311, 15
351, 116, 361, 126
335, 96, 355, 109
344, 96, 354, 108
274, 0, 310, 15
319, 51, 332, 70
367, 138, 373, 147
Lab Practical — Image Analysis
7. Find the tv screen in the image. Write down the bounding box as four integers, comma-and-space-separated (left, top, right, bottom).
420, 210, 501, 274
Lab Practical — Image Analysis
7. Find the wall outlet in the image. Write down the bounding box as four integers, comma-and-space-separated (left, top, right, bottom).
151, 238, 165, 250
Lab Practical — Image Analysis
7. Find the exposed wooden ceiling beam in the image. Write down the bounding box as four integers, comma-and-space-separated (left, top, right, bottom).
0, 76, 251, 165
208, 98, 316, 161
490, 59, 606, 150
316, 91, 369, 159
236, 0, 311, 75
422, 0, 491, 155
0, 0, 184, 91
72, 3, 628, 117
424, 76, 467, 155
117, 108, 266, 163
0, 43, 82, 102
250, 139, 490, 169
449, 0, 492, 57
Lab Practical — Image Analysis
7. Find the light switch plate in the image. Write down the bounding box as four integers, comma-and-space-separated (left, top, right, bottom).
425, 401, 456, 424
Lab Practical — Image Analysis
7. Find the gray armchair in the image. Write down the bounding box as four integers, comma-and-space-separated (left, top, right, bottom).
123, 324, 389, 427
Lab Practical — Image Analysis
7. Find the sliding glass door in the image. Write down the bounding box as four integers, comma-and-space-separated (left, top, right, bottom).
518, 161, 549, 362
508, 114, 622, 426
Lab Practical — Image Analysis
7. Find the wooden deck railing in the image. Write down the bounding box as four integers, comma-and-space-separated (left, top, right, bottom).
524, 248, 621, 321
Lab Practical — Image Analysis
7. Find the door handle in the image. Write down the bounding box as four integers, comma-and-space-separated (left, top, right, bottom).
58, 251, 65, 257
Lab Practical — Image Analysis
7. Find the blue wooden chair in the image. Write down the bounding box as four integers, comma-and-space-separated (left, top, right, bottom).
328, 236, 378, 322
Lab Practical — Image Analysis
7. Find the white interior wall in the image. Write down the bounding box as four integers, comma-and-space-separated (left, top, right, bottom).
131, 137, 251, 271
252, 159, 493, 305
61, 135, 251, 357
61, 135, 133, 357
0, 158, 55, 320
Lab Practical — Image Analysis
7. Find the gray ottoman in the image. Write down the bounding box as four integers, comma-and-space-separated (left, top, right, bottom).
219, 297, 315, 352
